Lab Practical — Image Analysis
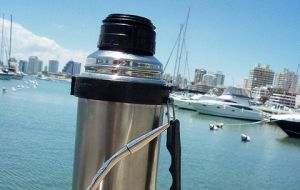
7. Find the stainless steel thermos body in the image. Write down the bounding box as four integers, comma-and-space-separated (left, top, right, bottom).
71, 14, 169, 190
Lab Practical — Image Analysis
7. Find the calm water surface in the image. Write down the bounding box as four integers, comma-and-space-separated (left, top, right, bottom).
1, 78, 300, 190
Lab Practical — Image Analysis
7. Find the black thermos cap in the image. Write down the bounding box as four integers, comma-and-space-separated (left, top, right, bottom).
98, 14, 156, 56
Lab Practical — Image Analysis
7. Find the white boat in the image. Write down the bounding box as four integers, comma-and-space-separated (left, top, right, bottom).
0, 15, 23, 80
191, 99, 263, 121
172, 93, 218, 110
0, 69, 23, 80
217, 87, 252, 105
0, 70, 14, 80
172, 94, 195, 110
171, 88, 221, 110
253, 101, 295, 115
191, 87, 264, 121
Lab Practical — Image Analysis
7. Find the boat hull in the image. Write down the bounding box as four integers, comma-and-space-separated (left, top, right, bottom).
173, 98, 195, 110
191, 101, 263, 121
0, 73, 23, 80
275, 120, 300, 138
0, 73, 13, 80
11, 74, 23, 80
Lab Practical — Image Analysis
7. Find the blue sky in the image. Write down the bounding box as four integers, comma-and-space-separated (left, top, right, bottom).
1, 0, 300, 85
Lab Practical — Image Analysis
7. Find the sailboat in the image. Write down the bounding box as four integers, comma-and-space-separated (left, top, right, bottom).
0, 15, 23, 80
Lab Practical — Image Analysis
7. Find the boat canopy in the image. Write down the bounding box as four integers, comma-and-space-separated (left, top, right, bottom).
222, 87, 250, 98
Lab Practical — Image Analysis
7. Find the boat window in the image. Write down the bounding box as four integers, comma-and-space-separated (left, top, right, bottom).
230, 105, 253, 111
223, 99, 237, 103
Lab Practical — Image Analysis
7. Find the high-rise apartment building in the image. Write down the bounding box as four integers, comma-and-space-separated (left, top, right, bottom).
38, 60, 43, 72
48, 60, 59, 74
202, 73, 217, 86
62, 60, 81, 75
27, 56, 40, 74
194, 69, 207, 83
247, 64, 274, 89
274, 69, 298, 93
18, 60, 28, 73
215, 71, 225, 86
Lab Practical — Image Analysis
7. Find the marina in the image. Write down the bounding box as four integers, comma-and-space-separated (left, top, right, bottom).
1, 2, 300, 189
1, 78, 300, 190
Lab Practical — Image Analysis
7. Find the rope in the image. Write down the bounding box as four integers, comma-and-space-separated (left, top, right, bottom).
211, 119, 279, 127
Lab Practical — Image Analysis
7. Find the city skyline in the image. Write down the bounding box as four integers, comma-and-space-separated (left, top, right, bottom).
1, 0, 300, 85
17, 56, 82, 75
8, 54, 300, 93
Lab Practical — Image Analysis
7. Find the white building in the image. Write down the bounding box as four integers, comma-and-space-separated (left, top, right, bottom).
215, 71, 225, 86
251, 86, 269, 99
274, 68, 298, 94
247, 64, 274, 89
48, 60, 59, 74
269, 93, 296, 108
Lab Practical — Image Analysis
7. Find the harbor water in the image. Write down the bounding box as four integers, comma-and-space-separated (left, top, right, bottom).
1, 78, 300, 190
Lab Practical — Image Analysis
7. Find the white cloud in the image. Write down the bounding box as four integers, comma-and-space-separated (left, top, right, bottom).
1, 19, 88, 70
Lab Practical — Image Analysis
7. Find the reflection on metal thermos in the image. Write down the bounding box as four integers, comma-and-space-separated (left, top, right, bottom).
71, 14, 170, 190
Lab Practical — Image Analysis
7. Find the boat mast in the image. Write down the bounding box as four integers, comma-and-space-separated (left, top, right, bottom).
183, 51, 191, 82
0, 14, 4, 65
163, 28, 180, 72
8, 15, 12, 69
176, 8, 190, 80
172, 25, 183, 86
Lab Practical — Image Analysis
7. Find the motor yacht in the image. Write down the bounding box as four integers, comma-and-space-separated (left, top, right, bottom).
172, 93, 195, 110
191, 87, 264, 121
171, 88, 221, 110
191, 99, 264, 121
271, 114, 300, 138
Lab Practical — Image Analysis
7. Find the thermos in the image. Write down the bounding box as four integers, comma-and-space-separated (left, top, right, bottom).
71, 14, 169, 190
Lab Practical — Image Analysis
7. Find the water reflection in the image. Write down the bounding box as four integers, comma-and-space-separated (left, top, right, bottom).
277, 137, 300, 147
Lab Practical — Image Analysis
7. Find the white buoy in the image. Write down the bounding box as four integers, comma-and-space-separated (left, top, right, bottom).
209, 124, 218, 130
216, 123, 223, 128
241, 134, 251, 142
